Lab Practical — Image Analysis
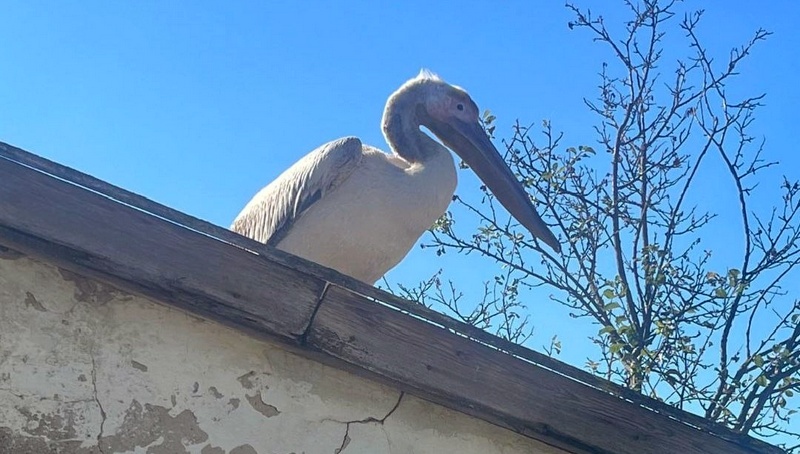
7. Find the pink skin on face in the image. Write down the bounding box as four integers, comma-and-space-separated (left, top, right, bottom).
427, 90, 479, 126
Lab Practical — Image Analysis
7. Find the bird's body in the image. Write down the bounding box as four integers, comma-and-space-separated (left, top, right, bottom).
236, 138, 455, 283
233, 71, 559, 283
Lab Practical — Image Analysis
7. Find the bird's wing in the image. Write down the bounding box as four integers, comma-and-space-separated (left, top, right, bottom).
231, 137, 363, 247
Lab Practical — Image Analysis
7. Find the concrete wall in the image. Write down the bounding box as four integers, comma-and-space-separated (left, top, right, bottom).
0, 252, 565, 454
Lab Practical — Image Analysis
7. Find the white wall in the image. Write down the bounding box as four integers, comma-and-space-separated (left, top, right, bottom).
0, 253, 565, 454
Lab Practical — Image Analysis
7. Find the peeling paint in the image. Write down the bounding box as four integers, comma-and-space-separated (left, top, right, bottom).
0, 427, 96, 454
23, 292, 47, 312
2, 400, 208, 454
0, 426, 81, 454
16, 405, 78, 440
245, 392, 280, 418
237, 371, 256, 390
229, 444, 258, 454
0, 256, 565, 454
57, 269, 120, 306
97, 400, 208, 453
201, 445, 225, 454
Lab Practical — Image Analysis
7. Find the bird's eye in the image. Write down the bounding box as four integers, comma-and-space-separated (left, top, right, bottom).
457, 103, 464, 111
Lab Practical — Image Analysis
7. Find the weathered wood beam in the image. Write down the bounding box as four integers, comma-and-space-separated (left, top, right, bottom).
0, 156, 324, 342
0, 142, 784, 454
308, 285, 777, 454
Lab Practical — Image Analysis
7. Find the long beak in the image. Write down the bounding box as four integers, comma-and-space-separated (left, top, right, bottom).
433, 117, 561, 253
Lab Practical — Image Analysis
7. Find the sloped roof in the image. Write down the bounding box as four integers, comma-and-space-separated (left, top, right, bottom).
0, 141, 783, 454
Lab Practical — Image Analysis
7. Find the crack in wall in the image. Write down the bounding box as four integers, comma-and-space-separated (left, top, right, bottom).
0, 388, 26, 400
334, 430, 351, 454
1, 388, 94, 406
90, 350, 107, 454
333, 391, 404, 454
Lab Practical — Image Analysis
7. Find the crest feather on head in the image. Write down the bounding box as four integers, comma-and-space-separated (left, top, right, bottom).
416, 68, 442, 82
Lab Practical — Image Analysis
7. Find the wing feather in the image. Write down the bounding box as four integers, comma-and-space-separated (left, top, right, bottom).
231, 137, 363, 246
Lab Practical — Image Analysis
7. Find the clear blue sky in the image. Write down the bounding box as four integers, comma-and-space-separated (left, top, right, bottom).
2, 0, 798, 401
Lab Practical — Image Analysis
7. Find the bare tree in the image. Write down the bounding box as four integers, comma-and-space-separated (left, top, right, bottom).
388, 1, 799, 449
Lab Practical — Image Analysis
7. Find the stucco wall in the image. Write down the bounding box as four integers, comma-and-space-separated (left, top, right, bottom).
0, 252, 565, 454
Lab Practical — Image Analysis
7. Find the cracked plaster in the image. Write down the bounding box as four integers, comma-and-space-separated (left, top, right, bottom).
0, 253, 565, 454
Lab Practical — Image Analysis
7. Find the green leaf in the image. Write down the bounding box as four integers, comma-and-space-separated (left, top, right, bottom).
714, 287, 727, 298
756, 375, 768, 387
617, 323, 631, 335
753, 355, 764, 368
598, 325, 615, 335
604, 302, 621, 311
603, 288, 615, 299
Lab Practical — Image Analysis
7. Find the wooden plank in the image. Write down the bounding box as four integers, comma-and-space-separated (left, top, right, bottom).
307, 285, 777, 454
0, 157, 325, 341
0, 143, 783, 454
0, 142, 759, 447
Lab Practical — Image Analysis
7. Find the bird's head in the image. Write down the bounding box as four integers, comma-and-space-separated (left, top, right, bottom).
384, 70, 561, 253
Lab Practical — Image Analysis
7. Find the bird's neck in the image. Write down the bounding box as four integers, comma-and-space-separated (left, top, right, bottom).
382, 101, 445, 163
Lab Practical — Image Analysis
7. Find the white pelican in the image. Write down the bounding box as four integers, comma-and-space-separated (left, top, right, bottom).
232, 70, 560, 284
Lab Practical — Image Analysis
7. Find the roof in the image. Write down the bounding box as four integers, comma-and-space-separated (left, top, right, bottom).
0, 141, 784, 454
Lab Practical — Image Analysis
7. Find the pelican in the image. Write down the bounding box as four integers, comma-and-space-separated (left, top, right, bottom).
232, 70, 560, 284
